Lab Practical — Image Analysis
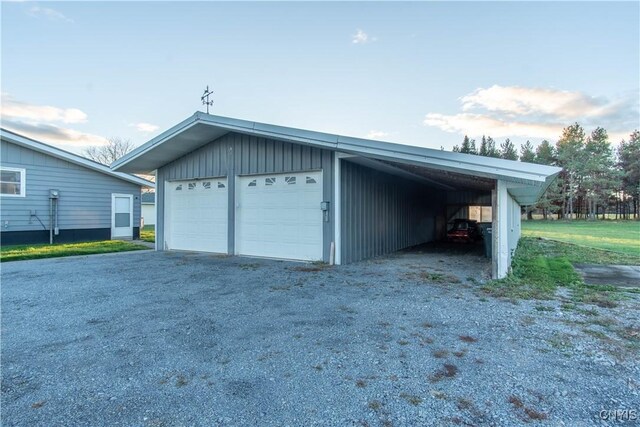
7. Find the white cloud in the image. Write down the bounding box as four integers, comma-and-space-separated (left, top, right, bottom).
2, 93, 87, 124
131, 122, 159, 133
424, 113, 563, 140
2, 120, 108, 147
366, 130, 389, 140
28, 5, 73, 23
424, 85, 638, 143
460, 85, 617, 120
352, 29, 375, 44
1, 94, 107, 149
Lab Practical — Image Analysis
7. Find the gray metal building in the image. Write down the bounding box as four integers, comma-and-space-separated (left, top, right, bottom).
1, 129, 153, 245
113, 113, 560, 278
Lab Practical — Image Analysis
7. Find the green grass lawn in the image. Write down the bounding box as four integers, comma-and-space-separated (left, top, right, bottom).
522, 220, 640, 256
0, 240, 150, 262
484, 220, 640, 304
141, 225, 155, 243
483, 237, 640, 304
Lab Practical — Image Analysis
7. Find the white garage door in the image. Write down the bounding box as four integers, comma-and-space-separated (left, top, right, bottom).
166, 179, 228, 253
236, 171, 323, 261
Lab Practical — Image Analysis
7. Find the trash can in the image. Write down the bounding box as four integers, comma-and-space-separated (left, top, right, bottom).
478, 223, 492, 258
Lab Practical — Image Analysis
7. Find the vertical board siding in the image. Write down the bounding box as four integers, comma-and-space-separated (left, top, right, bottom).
445, 190, 492, 222
0, 140, 142, 233
340, 160, 444, 264
155, 171, 166, 248
507, 192, 521, 259
157, 132, 334, 261
446, 190, 492, 205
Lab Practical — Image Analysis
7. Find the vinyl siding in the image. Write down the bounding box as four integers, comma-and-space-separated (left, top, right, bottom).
1, 140, 141, 233
156, 132, 334, 261
340, 160, 445, 264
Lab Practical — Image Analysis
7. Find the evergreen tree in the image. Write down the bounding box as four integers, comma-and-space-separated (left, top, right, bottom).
469, 138, 477, 155
485, 136, 500, 158
556, 123, 586, 219
519, 140, 536, 218
459, 135, 477, 155
519, 140, 536, 163
534, 140, 555, 165
500, 138, 518, 160
533, 140, 559, 219
460, 136, 471, 153
582, 127, 617, 219
479, 136, 488, 156
617, 130, 640, 219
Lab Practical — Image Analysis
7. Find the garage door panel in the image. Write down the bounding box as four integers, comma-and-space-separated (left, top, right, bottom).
236, 171, 323, 261
166, 179, 228, 253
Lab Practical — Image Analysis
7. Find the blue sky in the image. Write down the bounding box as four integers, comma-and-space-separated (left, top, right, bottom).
1, 1, 638, 154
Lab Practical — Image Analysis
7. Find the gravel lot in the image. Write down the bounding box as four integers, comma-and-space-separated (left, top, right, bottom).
2, 245, 639, 426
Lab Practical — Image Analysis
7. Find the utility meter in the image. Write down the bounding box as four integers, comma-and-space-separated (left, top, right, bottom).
320, 201, 330, 222
50, 189, 60, 199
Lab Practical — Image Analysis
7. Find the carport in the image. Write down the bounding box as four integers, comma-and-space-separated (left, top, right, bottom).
112, 112, 560, 278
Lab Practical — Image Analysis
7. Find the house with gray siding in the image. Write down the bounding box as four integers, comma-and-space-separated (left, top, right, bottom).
1, 129, 153, 245
113, 113, 560, 279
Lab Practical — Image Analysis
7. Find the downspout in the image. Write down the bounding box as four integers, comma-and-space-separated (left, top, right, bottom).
49, 190, 60, 244
49, 197, 53, 244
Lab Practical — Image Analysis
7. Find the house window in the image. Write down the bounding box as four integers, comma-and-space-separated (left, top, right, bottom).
306, 176, 317, 184
202, 181, 212, 189
265, 177, 276, 186
188, 182, 197, 190
217, 182, 226, 189
175, 184, 183, 191
285, 176, 296, 185
248, 180, 257, 187
0, 167, 26, 197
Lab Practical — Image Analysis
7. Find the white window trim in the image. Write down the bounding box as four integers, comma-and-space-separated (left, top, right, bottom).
0, 167, 26, 198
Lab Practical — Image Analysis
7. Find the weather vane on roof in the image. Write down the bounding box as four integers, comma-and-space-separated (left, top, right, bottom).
201, 85, 214, 114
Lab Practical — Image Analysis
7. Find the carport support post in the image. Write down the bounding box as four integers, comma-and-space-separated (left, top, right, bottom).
227, 141, 235, 255
333, 153, 345, 265
492, 179, 509, 279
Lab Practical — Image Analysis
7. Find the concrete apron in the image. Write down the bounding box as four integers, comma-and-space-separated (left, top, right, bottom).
573, 264, 640, 288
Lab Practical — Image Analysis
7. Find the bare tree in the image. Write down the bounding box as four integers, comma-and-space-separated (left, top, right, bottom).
84, 137, 136, 165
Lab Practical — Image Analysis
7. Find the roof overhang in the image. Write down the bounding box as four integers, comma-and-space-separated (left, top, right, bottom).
1, 128, 154, 188
112, 112, 560, 205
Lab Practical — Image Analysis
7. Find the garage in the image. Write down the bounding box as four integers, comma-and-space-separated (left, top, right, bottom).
236, 171, 323, 261
113, 112, 560, 278
165, 178, 228, 253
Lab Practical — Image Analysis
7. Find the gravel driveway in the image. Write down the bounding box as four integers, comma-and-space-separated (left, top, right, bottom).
2, 246, 638, 426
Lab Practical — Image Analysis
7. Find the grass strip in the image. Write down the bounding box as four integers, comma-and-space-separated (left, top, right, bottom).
1, 240, 149, 262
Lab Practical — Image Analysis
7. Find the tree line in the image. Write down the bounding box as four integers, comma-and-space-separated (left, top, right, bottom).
450, 125, 640, 220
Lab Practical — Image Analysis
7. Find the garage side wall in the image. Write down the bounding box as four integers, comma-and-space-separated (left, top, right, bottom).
507, 191, 521, 259
492, 180, 523, 279
340, 161, 443, 264
156, 132, 334, 261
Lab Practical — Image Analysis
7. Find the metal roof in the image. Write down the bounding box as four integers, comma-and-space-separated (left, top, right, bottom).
1, 128, 154, 188
111, 112, 560, 205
